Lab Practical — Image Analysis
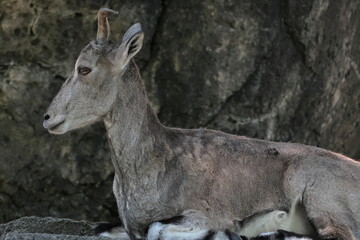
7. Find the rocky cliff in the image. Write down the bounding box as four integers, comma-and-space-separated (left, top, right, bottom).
0, 0, 359, 224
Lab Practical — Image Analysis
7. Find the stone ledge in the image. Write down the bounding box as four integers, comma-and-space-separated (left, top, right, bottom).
0, 216, 110, 240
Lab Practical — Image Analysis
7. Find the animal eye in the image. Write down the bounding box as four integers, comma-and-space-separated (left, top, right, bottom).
78, 67, 91, 75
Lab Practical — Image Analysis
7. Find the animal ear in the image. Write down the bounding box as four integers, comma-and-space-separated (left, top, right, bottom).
124, 29, 144, 60
115, 23, 144, 67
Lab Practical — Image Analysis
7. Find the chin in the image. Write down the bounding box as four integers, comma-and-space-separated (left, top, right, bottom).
49, 129, 68, 135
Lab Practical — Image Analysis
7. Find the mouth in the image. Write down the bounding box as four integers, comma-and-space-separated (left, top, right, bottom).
43, 115, 67, 134
48, 120, 65, 132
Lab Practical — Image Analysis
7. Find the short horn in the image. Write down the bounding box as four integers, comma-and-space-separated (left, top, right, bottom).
96, 8, 118, 45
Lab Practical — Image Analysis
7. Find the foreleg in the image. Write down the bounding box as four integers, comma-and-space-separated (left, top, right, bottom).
147, 210, 241, 240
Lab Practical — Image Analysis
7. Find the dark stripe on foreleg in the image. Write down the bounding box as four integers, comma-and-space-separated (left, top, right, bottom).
158, 215, 185, 225
225, 229, 242, 240
202, 230, 216, 240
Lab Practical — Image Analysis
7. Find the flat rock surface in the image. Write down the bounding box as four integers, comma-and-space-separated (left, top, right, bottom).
0, 216, 109, 240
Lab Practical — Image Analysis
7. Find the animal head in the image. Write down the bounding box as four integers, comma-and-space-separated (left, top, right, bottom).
43, 8, 144, 134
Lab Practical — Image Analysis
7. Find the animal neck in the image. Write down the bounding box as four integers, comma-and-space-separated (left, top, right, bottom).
103, 60, 164, 177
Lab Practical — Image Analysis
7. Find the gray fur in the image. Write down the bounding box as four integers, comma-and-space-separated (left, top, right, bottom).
43, 9, 360, 240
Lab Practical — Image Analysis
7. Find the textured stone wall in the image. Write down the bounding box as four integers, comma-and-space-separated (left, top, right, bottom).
0, 0, 359, 223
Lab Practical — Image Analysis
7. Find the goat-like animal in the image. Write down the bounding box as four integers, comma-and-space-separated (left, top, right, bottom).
43, 8, 360, 240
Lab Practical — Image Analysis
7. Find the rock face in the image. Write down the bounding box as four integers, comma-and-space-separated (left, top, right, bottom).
0, 0, 359, 223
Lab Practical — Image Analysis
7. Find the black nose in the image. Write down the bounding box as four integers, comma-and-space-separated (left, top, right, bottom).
44, 114, 50, 120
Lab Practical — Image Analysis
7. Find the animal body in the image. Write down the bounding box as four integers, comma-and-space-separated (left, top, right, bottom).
43, 8, 360, 240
